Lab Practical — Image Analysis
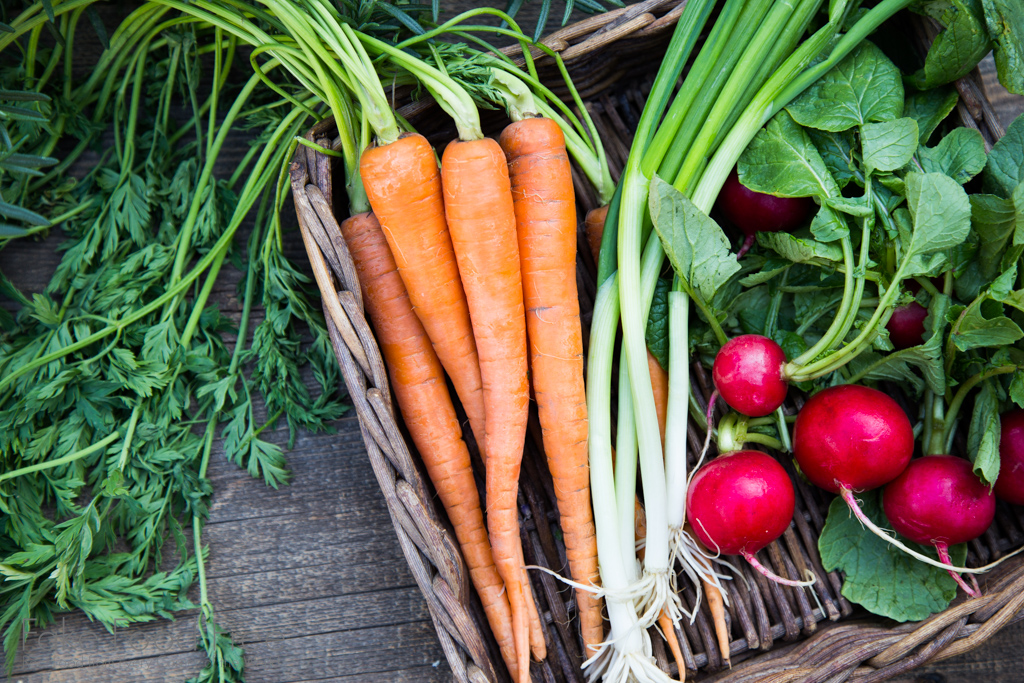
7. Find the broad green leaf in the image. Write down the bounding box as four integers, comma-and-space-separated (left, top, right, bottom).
1010, 372, 1024, 409
645, 277, 671, 371
1001, 289, 1024, 314
903, 172, 972, 270
739, 259, 791, 286
968, 381, 1001, 485
985, 113, 1024, 197
861, 118, 919, 172
810, 204, 850, 242
903, 86, 960, 143
649, 176, 741, 304
981, 0, 1024, 95
918, 127, 987, 184
757, 230, 844, 263
951, 300, 1024, 351
1015, 181, 1024, 245
738, 110, 840, 199
735, 285, 772, 335
825, 196, 873, 218
787, 42, 904, 132
877, 173, 907, 200
794, 288, 837, 324
808, 129, 858, 188
819, 492, 965, 622
909, 0, 992, 89
989, 262, 1018, 301
970, 193, 1017, 280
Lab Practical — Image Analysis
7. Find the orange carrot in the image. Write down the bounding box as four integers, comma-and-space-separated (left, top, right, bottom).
584, 205, 608, 268
359, 134, 487, 456
523, 568, 545, 661
441, 137, 532, 683
690, 531, 731, 667
340, 211, 519, 680
499, 117, 602, 654
649, 349, 669, 445
658, 609, 687, 681
705, 576, 730, 666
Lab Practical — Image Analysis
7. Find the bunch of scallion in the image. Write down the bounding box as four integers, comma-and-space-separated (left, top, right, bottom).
581, 0, 969, 678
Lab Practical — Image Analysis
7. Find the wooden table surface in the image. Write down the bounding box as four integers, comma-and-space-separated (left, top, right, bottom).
3, 3, 1024, 682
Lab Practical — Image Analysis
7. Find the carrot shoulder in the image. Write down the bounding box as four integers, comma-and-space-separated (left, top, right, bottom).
359, 134, 487, 456
442, 137, 533, 682
339, 211, 519, 680
499, 117, 602, 654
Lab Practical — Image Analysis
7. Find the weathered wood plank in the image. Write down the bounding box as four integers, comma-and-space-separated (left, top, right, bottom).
13, 586, 435, 674
15, 621, 444, 683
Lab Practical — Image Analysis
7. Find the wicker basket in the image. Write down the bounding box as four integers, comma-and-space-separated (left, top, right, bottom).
289, 1, 1024, 681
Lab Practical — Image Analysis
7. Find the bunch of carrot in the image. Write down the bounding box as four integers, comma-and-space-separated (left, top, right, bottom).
354, 87, 595, 683
271, 13, 607, 682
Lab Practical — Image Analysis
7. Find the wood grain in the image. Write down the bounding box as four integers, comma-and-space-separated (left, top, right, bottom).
2, 3, 1023, 682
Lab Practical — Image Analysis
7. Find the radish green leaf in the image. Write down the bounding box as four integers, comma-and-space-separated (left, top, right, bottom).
738, 110, 840, 198
820, 492, 965, 622
918, 127, 987, 184
649, 175, 741, 303
909, 0, 991, 90
903, 86, 959, 143
980, 0, 1024, 95
786, 42, 904, 132
861, 118, 919, 172
968, 381, 1001, 485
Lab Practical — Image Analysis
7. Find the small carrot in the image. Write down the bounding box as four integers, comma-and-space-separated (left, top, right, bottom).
523, 568, 546, 661
360, 134, 487, 457
649, 349, 669, 444
442, 136, 533, 682
584, 205, 609, 267
690, 531, 731, 667
705, 576, 730, 667
500, 117, 601, 654
340, 211, 519, 680
658, 610, 687, 681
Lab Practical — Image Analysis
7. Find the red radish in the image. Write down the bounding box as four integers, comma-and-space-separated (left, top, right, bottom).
883, 455, 995, 597
712, 335, 788, 417
792, 384, 914, 495
717, 169, 814, 258
885, 301, 928, 350
995, 409, 1024, 505
687, 450, 807, 586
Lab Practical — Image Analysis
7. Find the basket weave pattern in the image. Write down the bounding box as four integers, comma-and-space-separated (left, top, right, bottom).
289, 2, 1024, 681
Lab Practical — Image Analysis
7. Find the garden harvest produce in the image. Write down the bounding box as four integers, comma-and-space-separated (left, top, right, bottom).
686, 450, 808, 585
883, 455, 996, 597
716, 169, 815, 257
793, 384, 915, 496
996, 409, 1024, 505
711, 334, 789, 417
339, 210, 522, 679
5, 0, 1024, 681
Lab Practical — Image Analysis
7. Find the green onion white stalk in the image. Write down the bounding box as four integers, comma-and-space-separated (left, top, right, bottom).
586, 275, 672, 683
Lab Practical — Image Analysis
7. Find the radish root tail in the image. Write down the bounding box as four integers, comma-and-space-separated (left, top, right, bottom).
741, 550, 816, 587
935, 542, 982, 598
839, 487, 1024, 575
